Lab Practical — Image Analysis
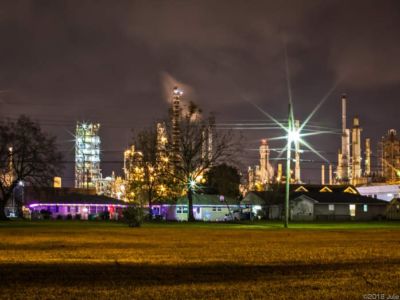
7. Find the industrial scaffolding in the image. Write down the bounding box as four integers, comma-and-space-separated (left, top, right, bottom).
75, 122, 101, 189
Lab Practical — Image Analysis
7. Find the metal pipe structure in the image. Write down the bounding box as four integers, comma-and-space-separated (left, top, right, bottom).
329, 164, 333, 185
321, 165, 325, 185
277, 163, 283, 182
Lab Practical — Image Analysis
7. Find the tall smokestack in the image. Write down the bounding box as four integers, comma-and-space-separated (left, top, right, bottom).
351, 117, 362, 184
259, 139, 270, 184
321, 165, 325, 185
340, 94, 350, 182
365, 138, 371, 176
342, 94, 347, 133
172, 86, 183, 168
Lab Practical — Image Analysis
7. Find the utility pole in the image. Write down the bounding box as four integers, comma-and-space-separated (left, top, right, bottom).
284, 103, 292, 228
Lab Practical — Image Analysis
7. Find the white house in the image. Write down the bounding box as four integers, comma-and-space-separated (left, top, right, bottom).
152, 194, 240, 221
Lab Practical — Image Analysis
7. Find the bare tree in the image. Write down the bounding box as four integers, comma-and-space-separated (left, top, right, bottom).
168, 102, 240, 221
0, 116, 63, 219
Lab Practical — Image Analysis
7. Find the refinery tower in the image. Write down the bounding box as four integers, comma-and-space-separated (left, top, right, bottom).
75, 122, 101, 189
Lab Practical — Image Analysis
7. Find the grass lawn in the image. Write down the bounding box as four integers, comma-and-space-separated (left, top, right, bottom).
0, 220, 399, 299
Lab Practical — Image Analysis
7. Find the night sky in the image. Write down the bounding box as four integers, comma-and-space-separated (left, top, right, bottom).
0, 0, 399, 186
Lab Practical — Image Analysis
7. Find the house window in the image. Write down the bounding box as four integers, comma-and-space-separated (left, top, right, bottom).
176, 207, 182, 214
328, 204, 334, 211
212, 207, 216, 211
67, 206, 70, 213
349, 204, 356, 217
363, 204, 368, 212
217, 207, 222, 212
196, 207, 200, 214
183, 207, 188, 213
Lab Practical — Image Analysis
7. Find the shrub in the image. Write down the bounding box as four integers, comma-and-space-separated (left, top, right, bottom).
75, 214, 81, 220
40, 209, 52, 220
122, 206, 143, 227
100, 211, 110, 220
153, 215, 164, 221
66, 214, 72, 220
256, 209, 266, 220
31, 211, 42, 220
56, 215, 63, 220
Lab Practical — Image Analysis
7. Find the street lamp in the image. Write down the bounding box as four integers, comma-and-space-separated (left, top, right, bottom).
284, 103, 301, 228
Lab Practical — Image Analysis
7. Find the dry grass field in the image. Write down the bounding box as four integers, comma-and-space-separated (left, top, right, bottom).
0, 221, 399, 299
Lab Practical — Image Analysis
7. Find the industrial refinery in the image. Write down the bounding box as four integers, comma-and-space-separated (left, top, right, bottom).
68, 87, 400, 204
72, 86, 214, 203
246, 93, 400, 201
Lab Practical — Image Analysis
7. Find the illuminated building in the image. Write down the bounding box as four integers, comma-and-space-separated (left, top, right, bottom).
335, 95, 368, 186
248, 139, 275, 190
123, 145, 144, 181
74, 122, 101, 189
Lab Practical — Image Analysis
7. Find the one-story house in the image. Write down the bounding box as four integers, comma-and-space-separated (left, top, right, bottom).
151, 193, 240, 221
290, 192, 387, 221
242, 184, 388, 221
22, 187, 130, 220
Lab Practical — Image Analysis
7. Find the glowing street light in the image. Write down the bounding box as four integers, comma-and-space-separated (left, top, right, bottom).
189, 179, 197, 189
284, 103, 301, 228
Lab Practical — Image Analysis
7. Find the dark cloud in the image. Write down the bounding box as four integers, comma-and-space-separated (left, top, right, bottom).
0, 0, 399, 184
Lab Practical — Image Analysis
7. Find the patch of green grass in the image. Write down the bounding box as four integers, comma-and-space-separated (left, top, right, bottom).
0, 220, 399, 299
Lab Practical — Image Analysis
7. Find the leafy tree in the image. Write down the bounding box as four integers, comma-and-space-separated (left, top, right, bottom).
205, 163, 241, 198
128, 124, 176, 218
0, 116, 63, 219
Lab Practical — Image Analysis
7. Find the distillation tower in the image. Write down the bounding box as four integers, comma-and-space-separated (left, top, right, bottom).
75, 122, 101, 189
171, 86, 183, 169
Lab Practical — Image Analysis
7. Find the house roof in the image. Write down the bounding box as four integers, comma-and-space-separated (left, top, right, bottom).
176, 193, 240, 206
25, 191, 129, 206
242, 188, 387, 206
292, 192, 387, 204
283, 184, 360, 194
388, 198, 400, 206
241, 191, 281, 205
